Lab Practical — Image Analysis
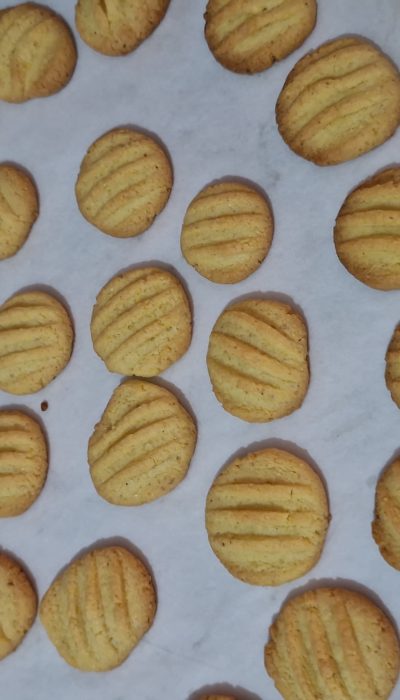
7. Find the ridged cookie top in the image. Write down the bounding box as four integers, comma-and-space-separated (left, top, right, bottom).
0, 290, 74, 395
40, 545, 156, 671
276, 37, 400, 165
0, 3, 77, 103
373, 458, 400, 570
88, 379, 196, 505
206, 448, 328, 585
205, 0, 317, 74
385, 324, 400, 410
0, 410, 47, 517
75, 128, 173, 238
0, 165, 38, 260
181, 181, 273, 283
75, 0, 170, 56
334, 168, 400, 290
265, 587, 400, 700
91, 267, 192, 377
207, 298, 309, 422
0, 552, 37, 660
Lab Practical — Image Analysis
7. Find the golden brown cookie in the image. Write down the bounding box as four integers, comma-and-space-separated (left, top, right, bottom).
206, 447, 328, 585
199, 696, 237, 700
204, 0, 317, 75
265, 587, 400, 700
385, 324, 400, 409
0, 290, 74, 395
75, 128, 172, 238
0, 165, 38, 260
0, 3, 77, 103
0, 410, 47, 517
0, 552, 37, 660
91, 267, 192, 377
276, 37, 400, 166
181, 180, 273, 284
88, 379, 196, 505
207, 298, 309, 422
40, 545, 156, 671
75, 0, 170, 56
372, 457, 400, 570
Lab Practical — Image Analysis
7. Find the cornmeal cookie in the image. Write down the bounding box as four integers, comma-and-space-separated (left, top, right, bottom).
207, 298, 309, 422
76, 128, 172, 238
334, 168, 400, 290
276, 37, 400, 165
91, 267, 192, 377
206, 448, 328, 585
40, 545, 156, 671
181, 181, 273, 284
0, 165, 38, 261
0, 552, 37, 660
0, 290, 74, 395
372, 457, 400, 570
75, 0, 170, 56
204, 0, 317, 75
265, 587, 400, 700
0, 3, 77, 103
88, 379, 196, 505
385, 324, 400, 409
0, 410, 47, 517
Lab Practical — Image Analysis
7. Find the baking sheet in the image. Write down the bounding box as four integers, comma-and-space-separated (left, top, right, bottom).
1, 1, 400, 698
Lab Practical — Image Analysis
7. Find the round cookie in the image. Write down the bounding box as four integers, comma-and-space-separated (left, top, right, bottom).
206, 448, 329, 585
181, 180, 273, 284
75, 128, 172, 238
0, 3, 77, 103
276, 37, 400, 166
204, 0, 317, 75
0, 290, 74, 395
199, 696, 237, 700
206, 298, 309, 422
372, 457, 400, 570
75, 0, 170, 56
265, 587, 400, 700
0, 410, 47, 517
0, 552, 37, 660
40, 545, 156, 671
0, 165, 38, 260
385, 324, 400, 409
91, 267, 192, 377
88, 379, 197, 505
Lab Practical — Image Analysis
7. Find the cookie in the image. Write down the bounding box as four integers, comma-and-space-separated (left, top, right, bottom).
181, 181, 273, 284
276, 37, 400, 166
0, 552, 37, 660
0, 410, 47, 517
206, 447, 328, 585
75, 128, 172, 238
206, 298, 309, 422
0, 3, 77, 103
265, 587, 400, 700
0, 290, 74, 395
204, 0, 317, 75
372, 457, 400, 570
385, 324, 400, 409
0, 165, 38, 261
88, 379, 196, 505
91, 267, 192, 377
334, 168, 400, 290
40, 545, 156, 671
199, 696, 236, 700
75, 0, 170, 56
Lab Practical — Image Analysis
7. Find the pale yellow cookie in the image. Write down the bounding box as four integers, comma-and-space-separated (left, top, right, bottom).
205, 0, 317, 75
265, 587, 400, 700
0, 3, 77, 103
0, 410, 47, 517
0, 290, 74, 395
385, 324, 400, 409
76, 128, 172, 238
206, 448, 328, 585
0, 552, 37, 660
207, 298, 309, 422
0, 165, 38, 260
276, 37, 400, 165
91, 267, 192, 377
372, 457, 400, 570
40, 545, 156, 671
181, 181, 273, 284
75, 0, 170, 56
88, 379, 197, 505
